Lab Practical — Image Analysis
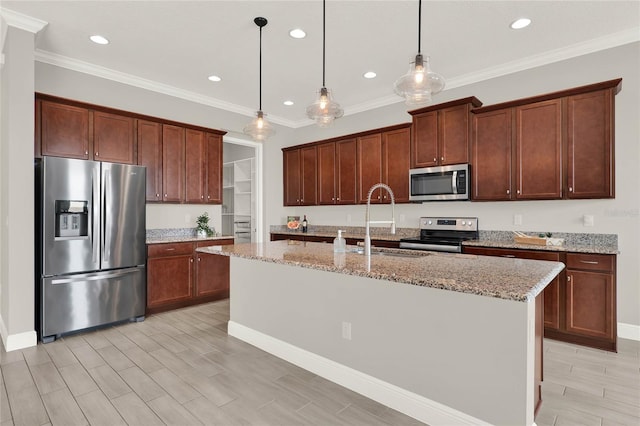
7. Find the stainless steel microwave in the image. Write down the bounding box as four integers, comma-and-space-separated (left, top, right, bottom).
409, 163, 470, 201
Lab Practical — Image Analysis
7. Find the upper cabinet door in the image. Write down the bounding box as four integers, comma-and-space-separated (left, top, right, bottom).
439, 104, 471, 165
317, 142, 336, 205
40, 101, 90, 160
566, 89, 614, 199
336, 138, 357, 205
162, 125, 185, 202
382, 127, 411, 203
93, 111, 135, 164
137, 120, 163, 202
185, 129, 206, 203
357, 133, 383, 203
411, 110, 438, 168
300, 146, 318, 206
283, 149, 301, 206
515, 99, 563, 200
205, 133, 223, 204
471, 109, 513, 201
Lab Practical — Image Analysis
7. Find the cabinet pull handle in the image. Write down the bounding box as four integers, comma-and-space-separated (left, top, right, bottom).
501, 255, 516, 258
567, 275, 571, 282
165, 248, 175, 251
579, 260, 599, 265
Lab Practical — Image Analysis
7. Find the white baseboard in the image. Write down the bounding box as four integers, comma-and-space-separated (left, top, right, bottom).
228, 321, 489, 426
618, 322, 640, 341
0, 316, 37, 351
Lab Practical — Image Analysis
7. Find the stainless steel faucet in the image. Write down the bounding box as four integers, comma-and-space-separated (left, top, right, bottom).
364, 183, 396, 256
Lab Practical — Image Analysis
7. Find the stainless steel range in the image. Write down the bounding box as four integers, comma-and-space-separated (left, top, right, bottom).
399, 217, 478, 253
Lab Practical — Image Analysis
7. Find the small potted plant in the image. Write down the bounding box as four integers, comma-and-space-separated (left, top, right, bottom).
196, 212, 215, 237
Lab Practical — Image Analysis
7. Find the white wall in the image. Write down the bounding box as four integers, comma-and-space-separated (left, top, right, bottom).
0, 26, 37, 350
277, 43, 640, 330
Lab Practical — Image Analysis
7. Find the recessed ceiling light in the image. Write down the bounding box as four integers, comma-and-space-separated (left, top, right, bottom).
89, 35, 109, 45
283, 100, 294, 106
363, 71, 377, 79
289, 28, 306, 39
510, 18, 531, 30
208, 75, 221, 82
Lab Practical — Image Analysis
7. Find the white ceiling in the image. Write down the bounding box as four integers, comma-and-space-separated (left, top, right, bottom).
2, 1, 639, 129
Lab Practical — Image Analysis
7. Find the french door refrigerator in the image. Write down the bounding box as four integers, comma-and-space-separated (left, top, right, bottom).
35, 156, 146, 342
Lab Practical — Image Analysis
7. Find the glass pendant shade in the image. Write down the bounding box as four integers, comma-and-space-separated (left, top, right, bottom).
306, 87, 344, 127
394, 54, 445, 106
244, 110, 274, 142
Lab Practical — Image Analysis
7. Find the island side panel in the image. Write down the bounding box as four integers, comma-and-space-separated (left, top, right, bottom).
229, 257, 536, 426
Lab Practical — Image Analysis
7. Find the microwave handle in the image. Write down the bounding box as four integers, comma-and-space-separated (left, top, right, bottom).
452, 171, 458, 194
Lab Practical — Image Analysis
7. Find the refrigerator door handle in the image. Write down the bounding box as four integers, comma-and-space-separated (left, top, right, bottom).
92, 166, 100, 264
51, 268, 141, 285
103, 167, 111, 263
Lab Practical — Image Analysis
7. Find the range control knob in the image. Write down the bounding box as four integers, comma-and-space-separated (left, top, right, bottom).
461, 221, 466, 226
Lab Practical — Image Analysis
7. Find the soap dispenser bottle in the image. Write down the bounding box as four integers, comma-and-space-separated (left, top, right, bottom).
333, 230, 346, 253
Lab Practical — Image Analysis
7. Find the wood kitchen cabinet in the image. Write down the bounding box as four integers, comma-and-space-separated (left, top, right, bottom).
162, 124, 185, 202
283, 146, 317, 206
357, 124, 411, 204
564, 253, 616, 346
137, 120, 163, 202
317, 138, 357, 205
471, 99, 562, 201
409, 97, 482, 168
462, 245, 617, 351
471, 79, 620, 202
205, 133, 223, 204
566, 87, 616, 199
147, 238, 233, 314
185, 129, 206, 203
93, 111, 136, 164
39, 100, 91, 160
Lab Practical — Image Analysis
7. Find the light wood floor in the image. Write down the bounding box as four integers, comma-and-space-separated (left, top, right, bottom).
1, 299, 638, 426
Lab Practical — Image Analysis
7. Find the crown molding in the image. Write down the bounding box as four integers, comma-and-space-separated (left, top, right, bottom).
34, 49, 299, 129
0, 8, 47, 33
34, 27, 639, 130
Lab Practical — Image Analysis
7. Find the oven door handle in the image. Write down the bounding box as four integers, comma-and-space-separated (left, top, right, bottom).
399, 242, 461, 253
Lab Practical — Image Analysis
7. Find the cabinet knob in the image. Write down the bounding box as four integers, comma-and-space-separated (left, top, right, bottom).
517, 189, 520, 195
332, 197, 335, 201
336, 197, 340, 201
85, 151, 88, 155
441, 157, 444, 161
201, 195, 204, 199
207, 195, 210, 199
433, 158, 437, 162
190, 258, 194, 263
198, 257, 201, 262
569, 186, 573, 192
164, 194, 168, 197
156, 193, 159, 197
95, 152, 99, 157
506, 189, 510, 195
567, 275, 571, 282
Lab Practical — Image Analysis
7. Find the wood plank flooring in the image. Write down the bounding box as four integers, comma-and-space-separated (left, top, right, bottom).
1, 299, 638, 426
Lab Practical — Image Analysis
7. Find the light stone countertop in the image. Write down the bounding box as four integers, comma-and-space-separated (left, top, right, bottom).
462, 239, 618, 254
146, 235, 234, 244
197, 240, 565, 303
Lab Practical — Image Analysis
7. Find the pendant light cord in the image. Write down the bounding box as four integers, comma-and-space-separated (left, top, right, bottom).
322, 0, 326, 88
417, 0, 422, 54
259, 23, 263, 111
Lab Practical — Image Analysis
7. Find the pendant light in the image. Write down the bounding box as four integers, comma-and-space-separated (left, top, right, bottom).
306, 0, 343, 127
394, 0, 445, 106
244, 17, 275, 142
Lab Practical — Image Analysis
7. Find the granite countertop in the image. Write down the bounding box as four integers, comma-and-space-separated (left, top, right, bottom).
464, 230, 618, 255
146, 227, 234, 244
197, 240, 564, 303
146, 235, 234, 244
270, 225, 418, 242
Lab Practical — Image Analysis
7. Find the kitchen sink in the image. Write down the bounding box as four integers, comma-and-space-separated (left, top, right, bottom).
349, 248, 428, 258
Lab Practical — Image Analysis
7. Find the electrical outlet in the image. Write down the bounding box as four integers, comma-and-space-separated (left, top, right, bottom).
342, 321, 352, 340
514, 214, 522, 226
583, 215, 594, 227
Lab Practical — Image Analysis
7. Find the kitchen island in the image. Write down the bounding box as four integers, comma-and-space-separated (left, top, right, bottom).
198, 241, 565, 425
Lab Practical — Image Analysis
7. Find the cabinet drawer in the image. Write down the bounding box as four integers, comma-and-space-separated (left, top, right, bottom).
147, 242, 193, 258
566, 253, 614, 272
463, 246, 560, 261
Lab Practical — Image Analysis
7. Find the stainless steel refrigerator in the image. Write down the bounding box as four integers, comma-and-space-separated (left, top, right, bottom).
35, 156, 146, 342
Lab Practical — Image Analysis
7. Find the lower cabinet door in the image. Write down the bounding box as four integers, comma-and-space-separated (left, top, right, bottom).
147, 255, 193, 308
195, 253, 230, 297
565, 270, 614, 340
